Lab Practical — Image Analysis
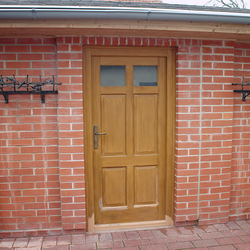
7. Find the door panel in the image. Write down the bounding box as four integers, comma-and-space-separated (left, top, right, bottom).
134, 166, 157, 205
102, 167, 127, 207
134, 95, 158, 155
101, 95, 126, 155
92, 56, 167, 225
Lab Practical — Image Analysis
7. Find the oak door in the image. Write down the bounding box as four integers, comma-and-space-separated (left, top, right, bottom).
91, 56, 167, 224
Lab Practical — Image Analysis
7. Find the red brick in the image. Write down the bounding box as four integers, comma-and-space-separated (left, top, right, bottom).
104, 37, 111, 46
178, 54, 200, 61
0, 54, 16, 60
57, 53, 82, 60
96, 37, 103, 46
134, 38, 142, 46
166, 241, 194, 249
71, 243, 96, 250
127, 37, 134, 46
32, 61, 56, 68
203, 55, 223, 61
162, 39, 170, 47
0, 38, 16, 44
31, 45, 56, 52
124, 239, 149, 247
97, 241, 123, 248
112, 37, 119, 46
18, 69, 43, 76
140, 244, 167, 250
202, 40, 223, 46
5, 46, 30, 52
120, 37, 127, 46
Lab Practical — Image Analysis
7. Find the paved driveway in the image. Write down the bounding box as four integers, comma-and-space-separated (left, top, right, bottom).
1, 220, 250, 249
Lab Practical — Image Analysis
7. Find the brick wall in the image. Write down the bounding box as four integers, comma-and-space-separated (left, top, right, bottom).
0, 37, 85, 237
175, 39, 234, 226
0, 36, 250, 236
199, 40, 234, 225
230, 42, 250, 221
0, 38, 61, 237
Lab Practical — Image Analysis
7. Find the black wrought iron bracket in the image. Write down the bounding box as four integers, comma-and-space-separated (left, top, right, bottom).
0, 75, 62, 104
232, 77, 250, 101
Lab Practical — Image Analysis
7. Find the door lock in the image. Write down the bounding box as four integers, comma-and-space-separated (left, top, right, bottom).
94, 125, 107, 149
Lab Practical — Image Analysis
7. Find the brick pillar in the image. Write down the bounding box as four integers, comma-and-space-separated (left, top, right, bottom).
230, 42, 250, 221
175, 39, 201, 226
57, 37, 86, 232
199, 40, 234, 225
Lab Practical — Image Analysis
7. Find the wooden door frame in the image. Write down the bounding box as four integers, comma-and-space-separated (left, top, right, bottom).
83, 46, 176, 231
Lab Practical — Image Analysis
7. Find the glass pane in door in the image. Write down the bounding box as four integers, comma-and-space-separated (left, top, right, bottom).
101, 66, 126, 87
133, 66, 158, 86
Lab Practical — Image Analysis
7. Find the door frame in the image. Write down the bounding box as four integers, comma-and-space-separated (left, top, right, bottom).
83, 46, 176, 231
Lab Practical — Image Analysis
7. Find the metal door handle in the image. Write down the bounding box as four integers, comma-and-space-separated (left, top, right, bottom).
95, 132, 107, 135
94, 125, 106, 149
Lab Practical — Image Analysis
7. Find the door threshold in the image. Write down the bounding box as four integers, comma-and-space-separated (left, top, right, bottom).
93, 216, 174, 232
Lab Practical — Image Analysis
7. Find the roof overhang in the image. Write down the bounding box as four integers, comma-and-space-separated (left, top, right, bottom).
0, 5, 250, 40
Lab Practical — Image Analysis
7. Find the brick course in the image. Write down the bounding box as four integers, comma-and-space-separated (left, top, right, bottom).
0, 36, 250, 236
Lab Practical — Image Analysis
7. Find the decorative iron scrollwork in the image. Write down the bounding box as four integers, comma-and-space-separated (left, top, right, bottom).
232, 77, 250, 102
0, 75, 62, 103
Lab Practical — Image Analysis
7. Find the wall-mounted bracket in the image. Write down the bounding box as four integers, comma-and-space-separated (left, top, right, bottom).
0, 75, 62, 104
2, 91, 8, 103
232, 77, 250, 101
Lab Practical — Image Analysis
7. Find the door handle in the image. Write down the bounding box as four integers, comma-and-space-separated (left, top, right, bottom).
94, 125, 106, 149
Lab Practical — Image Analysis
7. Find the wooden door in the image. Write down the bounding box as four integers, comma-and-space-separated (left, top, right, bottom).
91, 55, 167, 224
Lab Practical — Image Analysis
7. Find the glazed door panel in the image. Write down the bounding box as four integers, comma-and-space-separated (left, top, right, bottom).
92, 56, 167, 224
